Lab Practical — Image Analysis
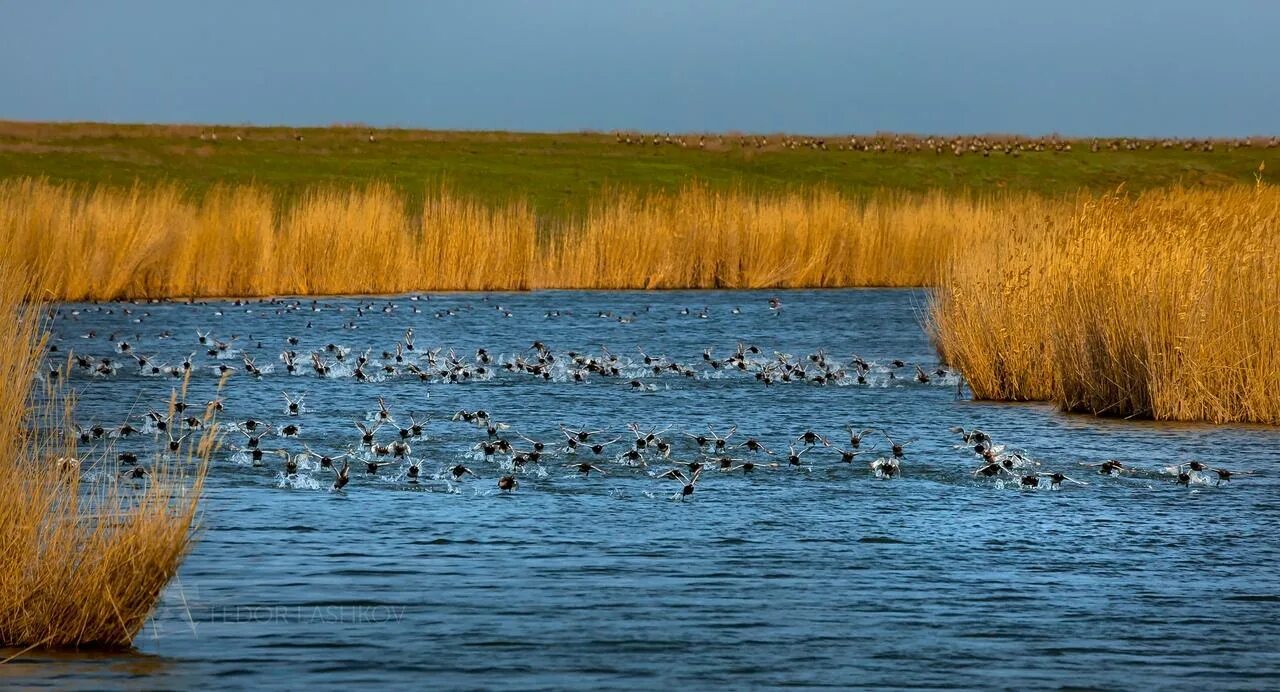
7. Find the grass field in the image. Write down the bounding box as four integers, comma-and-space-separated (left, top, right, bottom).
0, 121, 1275, 217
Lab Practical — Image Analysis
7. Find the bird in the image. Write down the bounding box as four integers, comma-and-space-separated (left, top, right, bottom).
664, 467, 701, 500
870, 456, 900, 478
1041, 472, 1087, 489
332, 460, 351, 491
569, 462, 608, 476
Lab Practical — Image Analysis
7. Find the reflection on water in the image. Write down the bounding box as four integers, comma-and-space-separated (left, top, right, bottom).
9, 289, 1280, 689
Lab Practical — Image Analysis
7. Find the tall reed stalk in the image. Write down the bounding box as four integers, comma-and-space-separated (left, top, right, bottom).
0, 261, 210, 650
0, 178, 1041, 298
929, 185, 1280, 424
540, 186, 1046, 289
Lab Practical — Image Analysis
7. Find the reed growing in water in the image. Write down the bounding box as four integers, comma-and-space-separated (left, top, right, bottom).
930, 185, 1280, 425
0, 262, 210, 650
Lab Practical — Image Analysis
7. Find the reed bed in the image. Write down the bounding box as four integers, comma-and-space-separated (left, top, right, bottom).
540, 187, 1053, 289
0, 177, 1047, 298
929, 185, 1280, 425
0, 179, 538, 298
0, 262, 210, 650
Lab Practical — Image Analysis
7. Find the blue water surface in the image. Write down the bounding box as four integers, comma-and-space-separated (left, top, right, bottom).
4, 290, 1277, 690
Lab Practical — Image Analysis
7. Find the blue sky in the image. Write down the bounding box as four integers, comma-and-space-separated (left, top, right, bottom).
1, 1, 1277, 135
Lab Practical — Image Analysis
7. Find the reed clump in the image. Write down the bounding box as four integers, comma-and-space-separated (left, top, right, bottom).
930, 185, 1280, 425
0, 262, 210, 650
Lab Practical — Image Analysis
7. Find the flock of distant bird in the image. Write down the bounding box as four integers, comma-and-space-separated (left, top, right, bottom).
54, 316, 955, 391
193, 128, 1279, 158
612, 132, 1279, 156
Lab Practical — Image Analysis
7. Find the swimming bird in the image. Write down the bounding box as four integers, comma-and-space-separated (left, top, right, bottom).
881, 430, 912, 459
569, 462, 608, 476
1210, 467, 1249, 485
332, 460, 351, 490
397, 414, 427, 439
404, 458, 423, 481
449, 464, 477, 481
561, 424, 602, 443
846, 427, 874, 449
1041, 472, 1087, 489
238, 425, 271, 449
870, 456, 900, 478
54, 455, 82, 478
515, 432, 546, 453
1089, 460, 1128, 475
914, 365, 930, 383
355, 421, 382, 447
272, 449, 305, 475
949, 426, 991, 448
796, 430, 829, 447
122, 465, 150, 480
282, 391, 304, 416
498, 475, 518, 492
303, 445, 349, 470
165, 430, 192, 452
665, 467, 701, 500
372, 397, 395, 423
705, 425, 737, 451
363, 457, 393, 475
832, 447, 863, 464
588, 437, 621, 455
786, 445, 811, 467
973, 461, 1011, 478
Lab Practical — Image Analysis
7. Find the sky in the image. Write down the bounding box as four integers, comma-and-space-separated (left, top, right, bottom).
1, 1, 1277, 136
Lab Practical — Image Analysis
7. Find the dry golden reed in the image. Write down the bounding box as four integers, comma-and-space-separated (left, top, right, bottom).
540, 186, 1050, 289
0, 262, 210, 650
0, 178, 1040, 298
930, 185, 1280, 425
0, 179, 538, 298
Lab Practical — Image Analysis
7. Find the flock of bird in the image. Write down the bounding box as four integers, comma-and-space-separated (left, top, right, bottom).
53, 315, 956, 392
189, 128, 1279, 158
611, 132, 1279, 156
48, 296, 1253, 499
66, 388, 1247, 498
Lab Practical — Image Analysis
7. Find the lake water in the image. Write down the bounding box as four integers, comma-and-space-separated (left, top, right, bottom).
5, 290, 1279, 690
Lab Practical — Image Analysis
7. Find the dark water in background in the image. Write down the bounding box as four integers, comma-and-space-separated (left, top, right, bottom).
4, 289, 1278, 690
